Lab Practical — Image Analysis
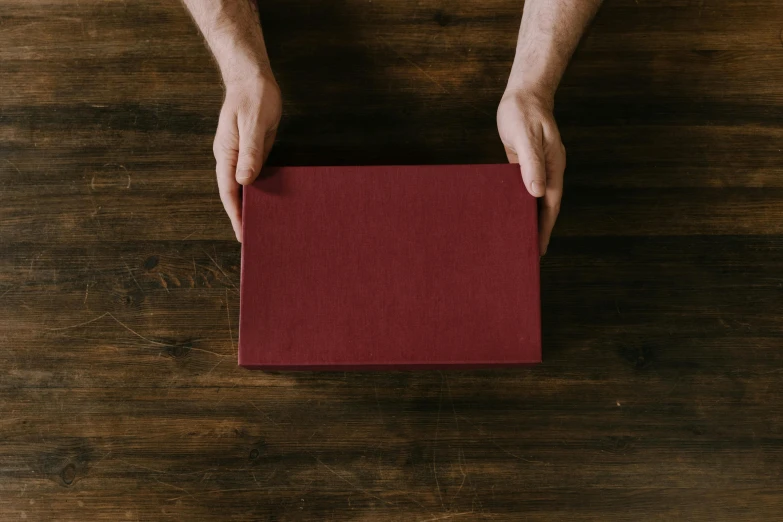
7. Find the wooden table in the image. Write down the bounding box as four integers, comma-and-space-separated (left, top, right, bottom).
2, 0, 782, 519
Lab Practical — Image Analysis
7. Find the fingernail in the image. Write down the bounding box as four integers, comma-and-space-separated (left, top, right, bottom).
532, 181, 545, 196
236, 170, 254, 184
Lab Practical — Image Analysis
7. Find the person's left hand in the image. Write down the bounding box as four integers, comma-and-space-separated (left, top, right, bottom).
213, 74, 282, 242
497, 89, 566, 255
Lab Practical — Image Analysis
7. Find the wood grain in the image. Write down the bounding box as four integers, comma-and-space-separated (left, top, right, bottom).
1, 0, 782, 520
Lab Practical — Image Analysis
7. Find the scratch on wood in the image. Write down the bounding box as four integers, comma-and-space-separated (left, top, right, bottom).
378, 35, 450, 94
434, 372, 445, 510
489, 438, 546, 464
0, 285, 17, 299
2, 158, 21, 174
105, 314, 173, 348
204, 248, 238, 291
123, 259, 144, 293
204, 358, 224, 378
374, 384, 384, 424
93, 450, 112, 468
444, 374, 459, 430
376, 36, 490, 117
154, 478, 194, 498
311, 453, 393, 506
116, 458, 169, 475
45, 312, 227, 357
226, 288, 235, 354
45, 311, 111, 331
247, 401, 285, 427
418, 512, 476, 521
157, 273, 170, 293
452, 449, 467, 503
166, 488, 259, 502
88, 194, 106, 240
186, 345, 228, 358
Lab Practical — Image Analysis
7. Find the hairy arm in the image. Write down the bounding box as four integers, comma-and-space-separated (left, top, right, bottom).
497, 0, 602, 254
182, 0, 282, 241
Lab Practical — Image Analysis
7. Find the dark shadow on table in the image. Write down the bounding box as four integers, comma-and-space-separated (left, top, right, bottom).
258, 0, 507, 167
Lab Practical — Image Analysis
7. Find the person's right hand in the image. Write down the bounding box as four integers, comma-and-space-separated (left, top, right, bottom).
213, 75, 282, 242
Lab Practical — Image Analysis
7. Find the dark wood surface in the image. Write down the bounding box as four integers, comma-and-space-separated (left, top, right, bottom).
2, 0, 782, 520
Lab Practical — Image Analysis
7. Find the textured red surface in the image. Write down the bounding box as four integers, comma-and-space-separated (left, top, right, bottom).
239, 165, 540, 370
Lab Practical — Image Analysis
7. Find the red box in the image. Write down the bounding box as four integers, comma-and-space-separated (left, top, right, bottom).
239, 165, 541, 370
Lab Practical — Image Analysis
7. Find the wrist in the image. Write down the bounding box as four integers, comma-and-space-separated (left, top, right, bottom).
502, 80, 554, 112
208, 20, 273, 85
220, 61, 275, 88
214, 40, 274, 86
222, 72, 279, 104
504, 42, 563, 110
505, 68, 556, 106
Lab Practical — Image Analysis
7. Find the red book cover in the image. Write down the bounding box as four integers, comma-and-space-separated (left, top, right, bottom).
239, 164, 541, 370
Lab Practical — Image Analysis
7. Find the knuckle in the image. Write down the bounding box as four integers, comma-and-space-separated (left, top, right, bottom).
239, 145, 263, 163
213, 138, 235, 158
531, 150, 547, 169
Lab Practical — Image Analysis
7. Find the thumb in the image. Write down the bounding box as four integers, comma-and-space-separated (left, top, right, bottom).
515, 125, 547, 198
235, 122, 266, 186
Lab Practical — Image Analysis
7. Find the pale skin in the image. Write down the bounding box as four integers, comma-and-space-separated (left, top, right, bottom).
182, 0, 602, 253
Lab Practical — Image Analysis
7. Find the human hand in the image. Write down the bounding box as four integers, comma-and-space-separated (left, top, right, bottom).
213, 75, 282, 242
496, 90, 566, 255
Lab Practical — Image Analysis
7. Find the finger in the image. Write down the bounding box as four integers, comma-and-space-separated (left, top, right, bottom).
514, 123, 547, 198
235, 115, 267, 186
213, 112, 242, 242
217, 167, 243, 242
538, 194, 558, 256
539, 135, 566, 256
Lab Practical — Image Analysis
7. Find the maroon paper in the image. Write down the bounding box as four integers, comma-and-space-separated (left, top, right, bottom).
239, 165, 540, 370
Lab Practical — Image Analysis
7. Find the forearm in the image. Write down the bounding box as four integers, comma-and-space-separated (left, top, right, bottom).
181, 0, 273, 84
507, 0, 602, 105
